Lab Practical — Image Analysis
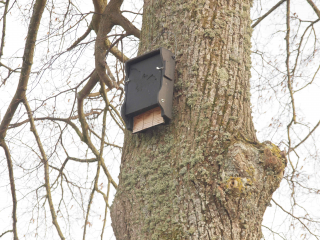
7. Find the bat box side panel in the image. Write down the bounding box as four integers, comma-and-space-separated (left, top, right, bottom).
158, 76, 174, 120
158, 48, 175, 120
161, 48, 175, 81
125, 54, 162, 116
120, 63, 133, 131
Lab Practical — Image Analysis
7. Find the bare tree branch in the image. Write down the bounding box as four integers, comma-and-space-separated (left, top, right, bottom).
0, 142, 18, 240
306, 0, 320, 18
23, 98, 65, 240
291, 19, 320, 83
82, 162, 100, 240
272, 199, 320, 239
0, 230, 13, 238
121, 10, 143, 15
0, 0, 47, 140
67, 27, 92, 51
262, 225, 286, 240
99, 180, 110, 240
252, 0, 286, 28
286, 0, 297, 124
0, 0, 9, 60
104, 38, 129, 63
0, 1, 48, 239
290, 120, 320, 152
95, 0, 140, 88
94, 1, 121, 89
112, 13, 140, 39
0, 61, 20, 72
83, 105, 107, 239
9, 110, 102, 128
77, 72, 118, 189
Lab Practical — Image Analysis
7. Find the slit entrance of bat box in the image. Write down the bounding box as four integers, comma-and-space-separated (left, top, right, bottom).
133, 107, 164, 133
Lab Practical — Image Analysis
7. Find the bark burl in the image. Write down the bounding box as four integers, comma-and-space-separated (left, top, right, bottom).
111, 0, 286, 239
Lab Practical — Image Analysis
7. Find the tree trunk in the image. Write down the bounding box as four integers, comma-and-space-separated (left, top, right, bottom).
111, 0, 286, 239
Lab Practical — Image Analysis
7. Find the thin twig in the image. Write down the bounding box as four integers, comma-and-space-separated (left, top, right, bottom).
67, 27, 92, 51
82, 162, 100, 240
291, 19, 320, 84
262, 225, 286, 240
0, 0, 47, 139
89, 128, 122, 149
0, 230, 13, 238
100, 180, 110, 240
0, 61, 19, 72
121, 10, 143, 15
290, 120, 320, 152
77, 71, 118, 189
23, 98, 65, 240
294, 62, 320, 92
285, 0, 297, 124
272, 199, 320, 239
252, 0, 286, 28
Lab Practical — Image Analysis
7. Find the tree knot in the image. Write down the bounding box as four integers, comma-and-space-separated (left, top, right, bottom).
263, 145, 286, 175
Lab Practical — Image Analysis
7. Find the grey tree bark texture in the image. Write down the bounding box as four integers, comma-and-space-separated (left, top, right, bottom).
111, 0, 287, 239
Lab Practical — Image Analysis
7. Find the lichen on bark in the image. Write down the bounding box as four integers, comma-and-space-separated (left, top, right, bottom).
110, 0, 286, 239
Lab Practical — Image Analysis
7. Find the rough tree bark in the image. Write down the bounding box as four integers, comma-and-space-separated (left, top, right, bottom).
111, 0, 287, 239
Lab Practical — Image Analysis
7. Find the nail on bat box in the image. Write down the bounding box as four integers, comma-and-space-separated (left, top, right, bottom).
121, 48, 175, 133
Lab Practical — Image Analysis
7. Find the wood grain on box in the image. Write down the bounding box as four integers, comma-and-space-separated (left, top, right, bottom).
132, 107, 164, 133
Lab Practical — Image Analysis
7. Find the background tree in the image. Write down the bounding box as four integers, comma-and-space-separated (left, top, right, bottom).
0, 0, 319, 239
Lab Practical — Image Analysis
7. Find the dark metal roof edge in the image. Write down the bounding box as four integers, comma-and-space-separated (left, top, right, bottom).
125, 48, 162, 66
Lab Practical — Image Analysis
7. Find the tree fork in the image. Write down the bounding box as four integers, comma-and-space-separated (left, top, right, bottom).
111, 0, 287, 239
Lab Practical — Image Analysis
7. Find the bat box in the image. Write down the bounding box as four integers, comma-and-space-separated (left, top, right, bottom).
121, 48, 175, 133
